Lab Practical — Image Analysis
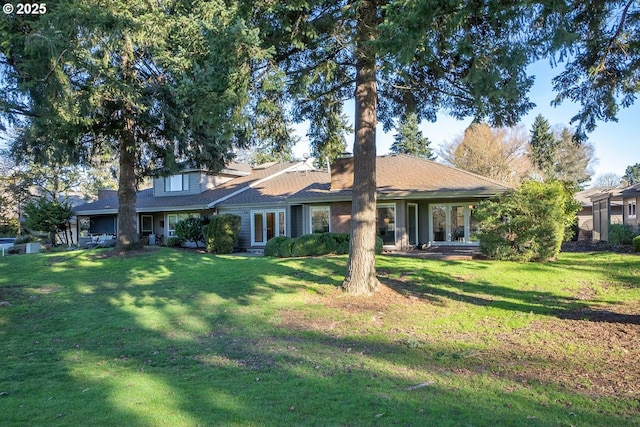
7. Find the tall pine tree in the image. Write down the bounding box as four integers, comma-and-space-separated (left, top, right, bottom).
253, 1, 558, 294
529, 115, 559, 177
1, 1, 263, 250
390, 113, 435, 160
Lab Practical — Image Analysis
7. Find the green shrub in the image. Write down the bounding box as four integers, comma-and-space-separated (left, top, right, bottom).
292, 233, 345, 257
633, 235, 640, 253
264, 236, 293, 257
264, 233, 382, 258
475, 180, 580, 261
166, 237, 185, 247
175, 217, 204, 248
608, 224, 635, 245
206, 214, 241, 254
333, 233, 350, 254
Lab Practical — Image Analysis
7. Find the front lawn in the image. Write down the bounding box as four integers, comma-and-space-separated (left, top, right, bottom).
0, 248, 638, 426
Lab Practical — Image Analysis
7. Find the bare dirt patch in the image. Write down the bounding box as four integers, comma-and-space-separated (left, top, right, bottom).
277, 280, 640, 399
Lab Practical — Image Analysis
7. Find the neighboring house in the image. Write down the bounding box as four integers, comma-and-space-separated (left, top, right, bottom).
621, 183, 639, 231
73, 155, 511, 250
575, 187, 616, 241
590, 188, 624, 242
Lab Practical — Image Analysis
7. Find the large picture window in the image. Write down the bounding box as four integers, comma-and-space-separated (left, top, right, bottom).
310, 206, 330, 233
165, 174, 189, 192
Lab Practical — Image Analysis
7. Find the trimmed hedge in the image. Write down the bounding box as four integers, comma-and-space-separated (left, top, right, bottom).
166, 237, 185, 247
633, 235, 640, 253
264, 232, 382, 258
206, 214, 241, 254
264, 236, 293, 257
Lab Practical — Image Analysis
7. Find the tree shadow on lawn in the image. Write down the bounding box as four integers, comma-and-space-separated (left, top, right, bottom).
377, 256, 640, 326
2, 262, 637, 427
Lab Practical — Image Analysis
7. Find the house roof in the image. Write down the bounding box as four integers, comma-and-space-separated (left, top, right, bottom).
74, 154, 511, 214
576, 187, 616, 207
73, 162, 299, 215
621, 183, 640, 198
218, 154, 511, 206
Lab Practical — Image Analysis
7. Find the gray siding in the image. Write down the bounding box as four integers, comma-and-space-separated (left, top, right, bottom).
153, 172, 207, 197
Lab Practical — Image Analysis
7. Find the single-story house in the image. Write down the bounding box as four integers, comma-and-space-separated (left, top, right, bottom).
73, 154, 511, 250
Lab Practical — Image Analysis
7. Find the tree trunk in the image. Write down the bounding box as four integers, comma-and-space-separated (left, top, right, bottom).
116, 34, 140, 251
342, 0, 380, 295
116, 126, 139, 251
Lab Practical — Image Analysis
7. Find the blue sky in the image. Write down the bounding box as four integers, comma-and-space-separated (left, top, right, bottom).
293, 59, 640, 182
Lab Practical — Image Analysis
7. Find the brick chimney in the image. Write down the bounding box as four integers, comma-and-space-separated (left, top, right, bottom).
330, 155, 354, 190
97, 189, 118, 200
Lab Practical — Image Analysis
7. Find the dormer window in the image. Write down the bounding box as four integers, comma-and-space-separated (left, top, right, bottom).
165, 174, 189, 192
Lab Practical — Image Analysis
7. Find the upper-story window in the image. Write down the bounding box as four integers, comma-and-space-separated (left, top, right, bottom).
165, 174, 189, 192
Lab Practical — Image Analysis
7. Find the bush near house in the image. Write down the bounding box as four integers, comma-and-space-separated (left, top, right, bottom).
608, 224, 636, 245
206, 214, 241, 254
633, 235, 640, 252
265, 232, 382, 258
166, 236, 185, 247
175, 217, 205, 248
475, 180, 580, 261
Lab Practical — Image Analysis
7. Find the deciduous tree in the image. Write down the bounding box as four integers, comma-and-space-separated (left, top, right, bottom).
592, 173, 622, 188
440, 123, 532, 184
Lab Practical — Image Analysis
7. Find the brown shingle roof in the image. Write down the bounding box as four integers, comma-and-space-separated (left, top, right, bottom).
373, 154, 512, 192
74, 155, 511, 214
73, 162, 298, 214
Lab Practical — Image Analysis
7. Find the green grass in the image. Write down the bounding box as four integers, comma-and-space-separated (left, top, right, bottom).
0, 248, 639, 426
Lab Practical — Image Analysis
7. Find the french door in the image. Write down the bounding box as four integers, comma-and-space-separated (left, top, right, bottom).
429, 204, 476, 244
251, 210, 285, 246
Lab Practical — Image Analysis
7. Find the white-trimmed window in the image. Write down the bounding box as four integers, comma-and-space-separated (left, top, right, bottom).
376, 203, 396, 246
629, 201, 637, 218
310, 206, 331, 233
167, 213, 198, 236
165, 174, 189, 192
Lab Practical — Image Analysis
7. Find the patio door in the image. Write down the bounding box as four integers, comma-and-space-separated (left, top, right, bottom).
430, 204, 474, 244
251, 210, 285, 246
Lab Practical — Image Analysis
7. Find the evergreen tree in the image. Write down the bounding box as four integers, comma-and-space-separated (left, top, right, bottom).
390, 113, 435, 160
529, 115, 558, 177
551, 0, 640, 139
551, 128, 595, 186
255, 1, 554, 294
624, 163, 640, 184
1, 1, 262, 251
